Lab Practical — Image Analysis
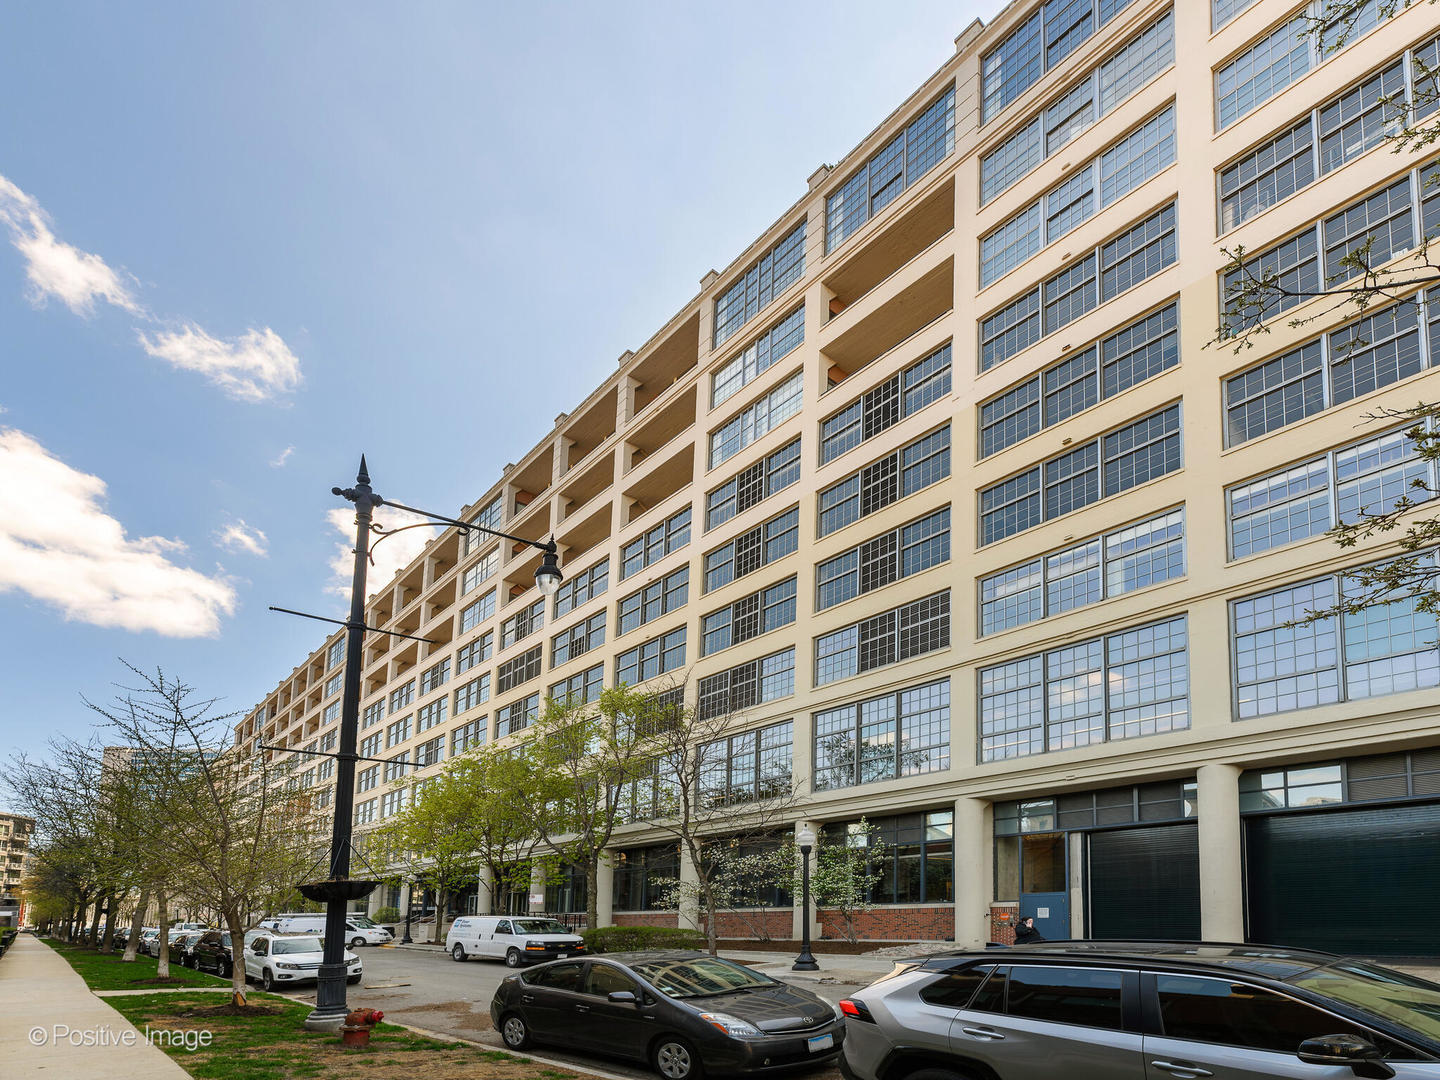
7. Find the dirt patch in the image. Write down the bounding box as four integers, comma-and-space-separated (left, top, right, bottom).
305, 1047, 567, 1080
130, 976, 192, 985
180, 1003, 287, 1017
392, 998, 492, 1030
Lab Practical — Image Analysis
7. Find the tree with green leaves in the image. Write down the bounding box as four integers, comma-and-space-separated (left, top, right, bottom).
778, 819, 888, 944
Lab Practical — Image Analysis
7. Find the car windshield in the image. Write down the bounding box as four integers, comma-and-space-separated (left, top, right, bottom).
349, 917, 378, 928
272, 937, 322, 955
512, 920, 571, 935
1288, 962, 1440, 1043
631, 957, 778, 999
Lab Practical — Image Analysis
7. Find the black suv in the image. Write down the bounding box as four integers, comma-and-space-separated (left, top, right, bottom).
190, 931, 237, 977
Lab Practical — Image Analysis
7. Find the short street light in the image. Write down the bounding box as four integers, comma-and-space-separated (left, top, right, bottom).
535, 545, 564, 598
793, 826, 819, 972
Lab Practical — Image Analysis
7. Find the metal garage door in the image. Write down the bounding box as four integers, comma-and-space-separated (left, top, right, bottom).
1088, 823, 1200, 940
1247, 803, 1440, 956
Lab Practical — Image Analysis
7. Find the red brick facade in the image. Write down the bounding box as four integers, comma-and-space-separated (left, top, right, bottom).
612, 912, 680, 928
703, 909, 793, 940
989, 902, 1018, 945
818, 905, 953, 941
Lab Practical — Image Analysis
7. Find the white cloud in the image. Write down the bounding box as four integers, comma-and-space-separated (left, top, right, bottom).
137, 324, 302, 403
215, 519, 269, 558
0, 427, 236, 637
0, 174, 142, 316
269, 445, 295, 468
327, 505, 437, 603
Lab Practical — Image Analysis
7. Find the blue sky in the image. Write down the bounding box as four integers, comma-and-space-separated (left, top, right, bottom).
0, 1, 997, 765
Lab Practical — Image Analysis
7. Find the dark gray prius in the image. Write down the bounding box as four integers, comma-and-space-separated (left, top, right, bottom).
490, 950, 844, 1079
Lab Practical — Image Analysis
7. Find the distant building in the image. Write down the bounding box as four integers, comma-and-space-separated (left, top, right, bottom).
0, 812, 36, 926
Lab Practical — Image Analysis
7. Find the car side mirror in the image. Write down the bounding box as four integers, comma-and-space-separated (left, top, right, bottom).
608, 991, 638, 1005
1297, 1035, 1395, 1079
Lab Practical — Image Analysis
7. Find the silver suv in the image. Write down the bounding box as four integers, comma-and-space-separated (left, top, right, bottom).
840, 942, 1440, 1080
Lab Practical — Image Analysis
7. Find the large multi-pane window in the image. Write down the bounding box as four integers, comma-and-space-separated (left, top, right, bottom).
1228, 426, 1434, 559
696, 647, 796, 721
1225, 286, 1437, 446
385, 715, 411, 748
620, 507, 691, 580
419, 658, 450, 696
699, 721, 794, 805
454, 673, 490, 714
361, 699, 383, 730
389, 680, 415, 713
612, 844, 680, 911
618, 567, 689, 636
980, 616, 1189, 761
706, 438, 801, 530
500, 598, 545, 650
459, 589, 496, 634
1215, 16, 1311, 129
456, 631, 493, 673
981, 404, 1182, 545
827, 86, 957, 252
324, 671, 343, 698
817, 507, 951, 611
822, 812, 954, 904
820, 344, 951, 466
359, 733, 381, 759
451, 716, 486, 755
712, 305, 805, 407
814, 679, 950, 790
416, 697, 447, 733
982, 105, 1176, 287
549, 663, 605, 706
327, 638, 344, 669
981, 0, 1138, 123
714, 220, 806, 348
462, 496, 503, 555
981, 302, 1178, 458
815, 590, 951, 686
617, 628, 687, 686
383, 753, 409, 783
354, 799, 377, 825
552, 611, 607, 666
981, 202, 1177, 371
1233, 559, 1440, 718
415, 736, 444, 769
462, 550, 498, 595
701, 576, 797, 656
981, 508, 1185, 635
709, 372, 804, 469
497, 644, 543, 694
496, 693, 540, 737
818, 426, 951, 537
357, 765, 379, 792
323, 701, 340, 725
704, 506, 800, 593
980, 10, 1174, 204
1213, 0, 1259, 30
553, 558, 608, 618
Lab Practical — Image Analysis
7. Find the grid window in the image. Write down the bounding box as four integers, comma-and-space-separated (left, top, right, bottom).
712, 305, 805, 408
698, 721, 794, 806
385, 715, 410, 748
460, 589, 496, 634
620, 507, 691, 580
1215, 17, 1310, 130
709, 372, 804, 469
1224, 341, 1324, 446
828, 87, 957, 252
549, 663, 605, 706
497, 644, 543, 694
704, 506, 799, 592
816, 507, 951, 611
696, 647, 796, 720
813, 679, 950, 790
980, 379, 1041, 459
818, 426, 951, 537
324, 671, 342, 698
1099, 105, 1175, 207
1323, 177, 1413, 283
982, 204, 1042, 287
983, 120, 1045, 205
706, 438, 801, 530
323, 701, 340, 725
1046, 168, 1095, 243
462, 550, 498, 595
419, 658, 450, 696
1213, 0, 1259, 29
553, 559, 609, 618
816, 591, 951, 686
1096, 2, 1168, 111
415, 735, 445, 769
450, 716, 486, 755
617, 627, 687, 685
383, 753, 409, 783
501, 598, 545, 650
1100, 201, 1177, 300
389, 680, 415, 713
1219, 120, 1315, 232
1222, 229, 1320, 331
456, 631, 494, 673
714, 220, 806, 347
496, 693, 540, 737
820, 344, 952, 464
357, 765, 379, 793
454, 673, 490, 714
327, 638, 344, 669
1320, 58, 1406, 173
980, 616, 1188, 761
1329, 303, 1423, 405
701, 576, 797, 656
416, 697, 447, 733
360, 733, 381, 759
618, 566, 689, 636
463, 497, 503, 554
552, 611, 607, 666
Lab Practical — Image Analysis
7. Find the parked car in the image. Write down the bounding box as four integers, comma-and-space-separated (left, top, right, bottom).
258, 912, 392, 947
190, 931, 239, 977
243, 931, 362, 992
491, 951, 843, 1079
449, 915, 585, 967
137, 928, 161, 956
174, 930, 205, 967
840, 941, 1440, 1080
113, 927, 131, 947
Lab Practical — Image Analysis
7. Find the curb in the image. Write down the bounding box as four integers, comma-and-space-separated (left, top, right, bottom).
391, 1019, 637, 1080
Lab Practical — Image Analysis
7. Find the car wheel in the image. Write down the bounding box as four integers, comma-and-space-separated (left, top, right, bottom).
653, 1036, 701, 1080
504, 947, 522, 968
500, 1012, 532, 1050
261, 968, 275, 992
220, 958, 231, 978
451, 943, 466, 962
351, 936, 365, 949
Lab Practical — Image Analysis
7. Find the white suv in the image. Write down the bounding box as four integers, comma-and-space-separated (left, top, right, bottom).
244, 932, 362, 992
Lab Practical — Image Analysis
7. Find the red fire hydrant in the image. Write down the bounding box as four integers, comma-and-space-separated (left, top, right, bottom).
340, 1007, 384, 1047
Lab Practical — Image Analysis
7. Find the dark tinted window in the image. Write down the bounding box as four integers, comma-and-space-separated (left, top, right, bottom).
920, 968, 991, 1009
969, 966, 1008, 1013
533, 961, 585, 992
495, 920, 512, 934
1156, 975, 1373, 1054
585, 963, 638, 997
1007, 966, 1124, 1029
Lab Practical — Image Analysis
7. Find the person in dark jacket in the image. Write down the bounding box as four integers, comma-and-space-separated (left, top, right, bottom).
1013, 916, 1045, 944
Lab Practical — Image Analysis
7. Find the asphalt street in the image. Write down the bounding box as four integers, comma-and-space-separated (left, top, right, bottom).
262, 944, 868, 1080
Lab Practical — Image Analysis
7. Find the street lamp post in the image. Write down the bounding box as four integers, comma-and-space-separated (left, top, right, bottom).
792, 826, 818, 972
401, 884, 414, 945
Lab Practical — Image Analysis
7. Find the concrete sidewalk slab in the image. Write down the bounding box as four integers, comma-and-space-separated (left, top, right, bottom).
0, 935, 192, 1079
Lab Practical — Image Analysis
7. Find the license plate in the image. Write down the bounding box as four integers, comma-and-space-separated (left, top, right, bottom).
807, 1034, 833, 1053
556, 953, 567, 959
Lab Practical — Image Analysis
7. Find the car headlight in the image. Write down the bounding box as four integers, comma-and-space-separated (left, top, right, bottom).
276, 962, 297, 969
699, 1012, 763, 1039
347, 957, 360, 965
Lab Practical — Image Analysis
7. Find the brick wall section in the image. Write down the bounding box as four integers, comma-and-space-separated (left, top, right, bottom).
989, 902, 1018, 945
818, 906, 953, 941
705, 909, 793, 940
612, 912, 680, 928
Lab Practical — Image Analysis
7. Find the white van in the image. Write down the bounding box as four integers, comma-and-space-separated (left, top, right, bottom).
258, 912, 393, 947
446, 915, 585, 967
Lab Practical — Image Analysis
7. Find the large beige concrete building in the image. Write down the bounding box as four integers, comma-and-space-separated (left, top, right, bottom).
239, 0, 1440, 954
0, 812, 36, 926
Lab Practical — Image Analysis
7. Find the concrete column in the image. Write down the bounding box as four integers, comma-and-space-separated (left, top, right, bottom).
595, 851, 615, 930
790, 821, 819, 941
679, 845, 702, 932
953, 796, 991, 948
476, 866, 494, 916
1068, 832, 1085, 940
1197, 763, 1245, 941
529, 863, 547, 914
399, 884, 412, 930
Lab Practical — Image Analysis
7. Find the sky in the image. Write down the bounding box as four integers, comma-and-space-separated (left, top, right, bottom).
0, 1, 1000, 768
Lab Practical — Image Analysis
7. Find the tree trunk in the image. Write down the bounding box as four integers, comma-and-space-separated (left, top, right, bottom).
100, 894, 120, 953
156, 892, 170, 978
585, 861, 598, 933
702, 880, 718, 957
87, 898, 104, 947
432, 889, 447, 944
122, 889, 149, 961
224, 908, 248, 1007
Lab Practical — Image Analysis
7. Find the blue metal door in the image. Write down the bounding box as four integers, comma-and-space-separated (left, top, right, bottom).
1020, 893, 1069, 940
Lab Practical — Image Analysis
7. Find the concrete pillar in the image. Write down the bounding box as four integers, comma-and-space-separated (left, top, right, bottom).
1068, 832, 1085, 940
529, 863, 547, 914
595, 852, 615, 930
679, 845, 702, 932
476, 866, 494, 916
399, 884, 412, 929
790, 821, 820, 942
953, 796, 991, 948
1197, 763, 1245, 941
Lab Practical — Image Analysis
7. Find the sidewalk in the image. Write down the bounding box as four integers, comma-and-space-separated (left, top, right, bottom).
0, 935, 191, 1079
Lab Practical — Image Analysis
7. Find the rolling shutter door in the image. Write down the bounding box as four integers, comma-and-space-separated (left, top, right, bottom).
1088, 823, 1200, 940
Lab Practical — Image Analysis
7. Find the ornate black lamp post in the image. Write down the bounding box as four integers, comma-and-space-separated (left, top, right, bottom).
792, 826, 819, 972
401, 882, 415, 945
